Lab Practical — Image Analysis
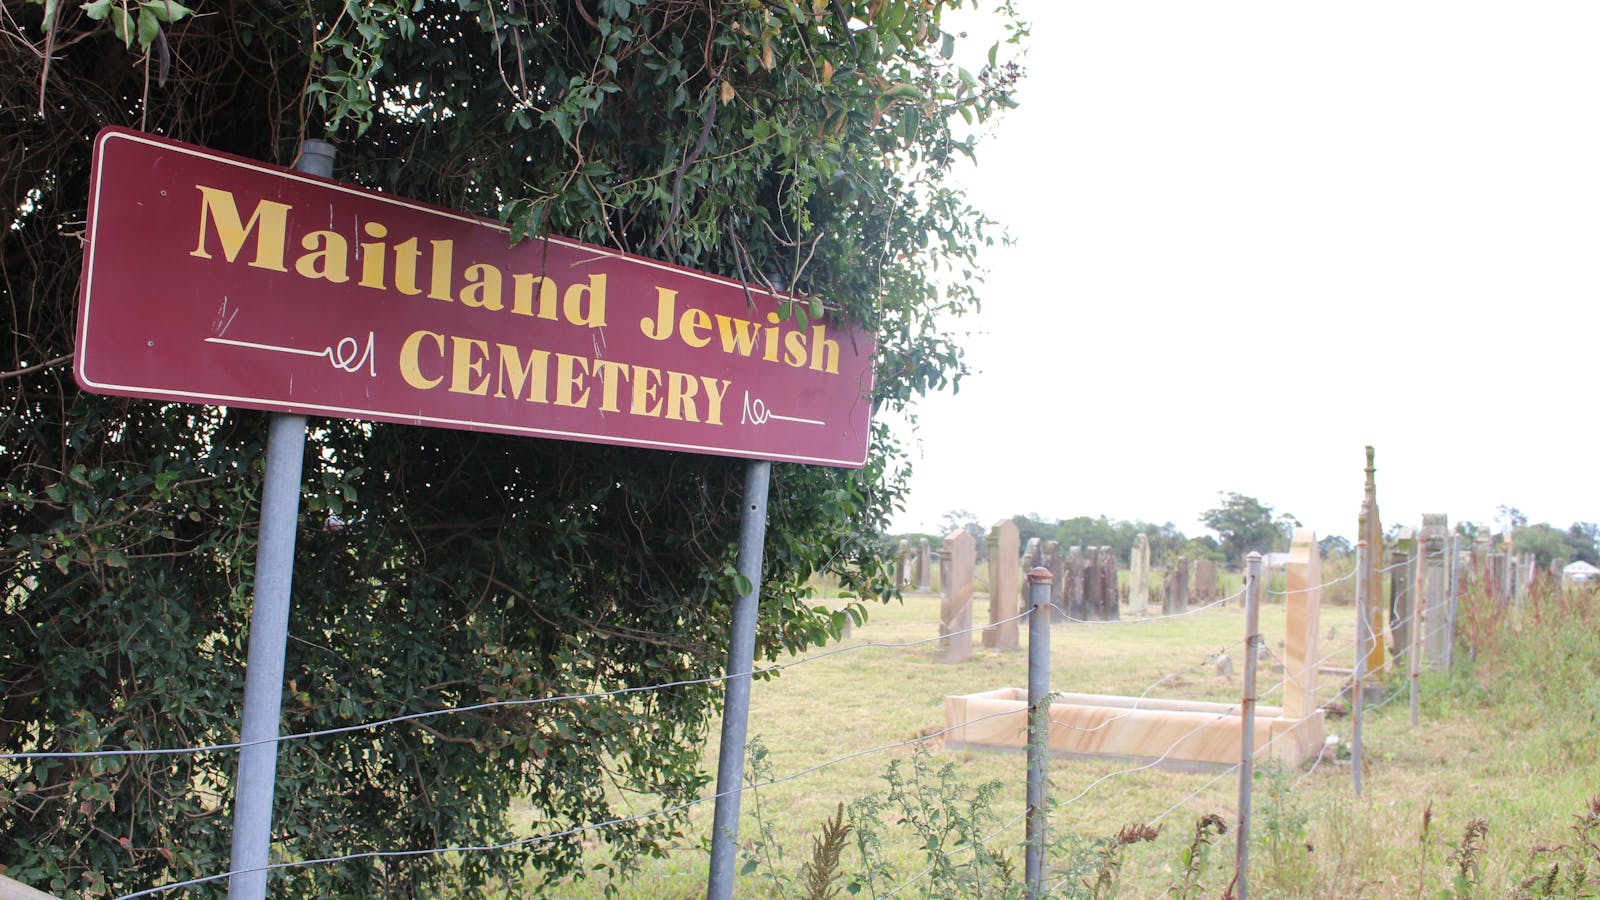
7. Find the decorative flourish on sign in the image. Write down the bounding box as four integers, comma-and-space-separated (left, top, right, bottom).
205, 332, 377, 377
741, 391, 823, 427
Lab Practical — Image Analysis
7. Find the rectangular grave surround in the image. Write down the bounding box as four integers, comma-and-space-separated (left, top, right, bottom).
944, 688, 1326, 770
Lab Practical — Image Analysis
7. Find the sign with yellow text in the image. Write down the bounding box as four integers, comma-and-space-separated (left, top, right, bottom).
75, 129, 874, 467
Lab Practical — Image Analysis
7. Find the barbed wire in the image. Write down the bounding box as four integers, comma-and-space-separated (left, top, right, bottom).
1048, 586, 1242, 626
881, 809, 1028, 897
113, 702, 1031, 899
71, 550, 1480, 897
4, 606, 1037, 764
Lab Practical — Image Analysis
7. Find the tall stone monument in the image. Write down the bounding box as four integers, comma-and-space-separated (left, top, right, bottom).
1419, 513, 1452, 667
1129, 533, 1151, 614
1163, 556, 1189, 615
916, 537, 931, 591
1098, 546, 1120, 621
1045, 540, 1065, 612
1357, 446, 1387, 677
1193, 558, 1218, 603
939, 530, 975, 663
1282, 529, 1323, 719
1388, 527, 1416, 661
1075, 545, 1094, 621
983, 520, 1020, 650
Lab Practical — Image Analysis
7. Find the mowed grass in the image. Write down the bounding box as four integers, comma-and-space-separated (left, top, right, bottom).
543, 578, 1600, 898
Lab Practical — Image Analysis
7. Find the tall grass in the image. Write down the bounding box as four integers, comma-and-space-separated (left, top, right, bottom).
543, 576, 1600, 897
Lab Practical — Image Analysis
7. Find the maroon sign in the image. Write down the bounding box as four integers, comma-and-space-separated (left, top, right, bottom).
75, 128, 875, 467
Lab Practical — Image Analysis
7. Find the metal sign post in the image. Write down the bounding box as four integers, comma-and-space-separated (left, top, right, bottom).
1025, 566, 1053, 899
73, 129, 873, 897
226, 141, 335, 899
705, 460, 771, 900
1235, 551, 1263, 900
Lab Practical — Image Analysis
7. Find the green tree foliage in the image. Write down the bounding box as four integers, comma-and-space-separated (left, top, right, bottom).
1199, 492, 1293, 565
0, 1, 1023, 894
1007, 513, 1187, 566
1513, 521, 1600, 567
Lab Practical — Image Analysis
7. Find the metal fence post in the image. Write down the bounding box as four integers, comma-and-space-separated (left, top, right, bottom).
227, 139, 334, 900
1235, 552, 1262, 900
1351, 541, 1366, 798
706, 459, 772, 900
1410, 538, 1424, 728
1445, 534, 1458, 670
1025, 566, 1053, 899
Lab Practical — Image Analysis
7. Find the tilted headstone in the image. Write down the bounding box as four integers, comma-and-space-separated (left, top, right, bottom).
1193, 558, 1218, 603
1419, 514, 1451, 667
897, 538, 912, 588
1069, 545, 1089, 621
1129, 533, 1151, 614
1021, 537, 1043, 623
1045, 541, 1064, 612
1357, 446, 1387, 677
1098, 546, 1120, 621
1163, 555, 1189, 615
983, 520, 1020, 650
938, 530, 975, 663
1388, 527, 1417, 661
916, 538, 931, 591
1282, 528, 1323, 719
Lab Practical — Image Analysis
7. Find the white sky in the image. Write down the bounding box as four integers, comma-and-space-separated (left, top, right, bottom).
888, 1, 1600, 542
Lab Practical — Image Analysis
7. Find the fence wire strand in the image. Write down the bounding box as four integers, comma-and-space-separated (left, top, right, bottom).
68, 544, 1477, 898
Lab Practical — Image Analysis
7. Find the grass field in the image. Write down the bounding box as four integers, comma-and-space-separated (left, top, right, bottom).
544, 576, 1600, 898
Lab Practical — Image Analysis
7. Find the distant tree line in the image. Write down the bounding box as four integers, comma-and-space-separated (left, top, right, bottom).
901, 499, 1598, 573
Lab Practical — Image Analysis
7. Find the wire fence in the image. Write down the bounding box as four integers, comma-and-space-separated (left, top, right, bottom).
5, 542, 1501, 899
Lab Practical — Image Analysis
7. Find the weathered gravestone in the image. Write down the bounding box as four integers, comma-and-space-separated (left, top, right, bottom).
1193, 558, 1218, 603
1021, 537, 1044, 623
1163, 556, 1189, 615
1129, 533, 1151, 614
1388, 527, 1417, 662
1045, 540, 1065, 614
1069, 545, 1089, 621
1358, 446, 1387, 678
983, 520, 1020, 650
916, 537, 931, 591
1097, 546, 1120, 621
1282, 529, 1323, 719
896, 538, 912, 588
1419, 513, 1451, 667
939, 530, 975, 663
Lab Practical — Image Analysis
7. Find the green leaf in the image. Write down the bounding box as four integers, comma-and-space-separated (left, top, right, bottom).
107, 4, 132, 45
80, 0, 111, 20
141, 0, 193, 24
136, 7, 159, 49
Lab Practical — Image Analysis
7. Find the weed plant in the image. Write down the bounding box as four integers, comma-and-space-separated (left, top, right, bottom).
553, 577, 1600, 897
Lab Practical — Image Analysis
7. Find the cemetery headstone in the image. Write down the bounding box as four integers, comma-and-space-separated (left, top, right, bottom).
1282, 528, 1323, 719
1358, 446, 1387, 677
1388, 527, 1416, 661
1129, 533, 1151, 614
1420, 514, 1450, 667
1046, 540, 1065, 613
1193, 558, 1218, 603
984, 520, 1020, 650
917, 537, 931, 591
1163, 556, 1189, 615
939, 530, 975, 663
1071, 545, 1091, 621
1098, 546, 1120, 621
